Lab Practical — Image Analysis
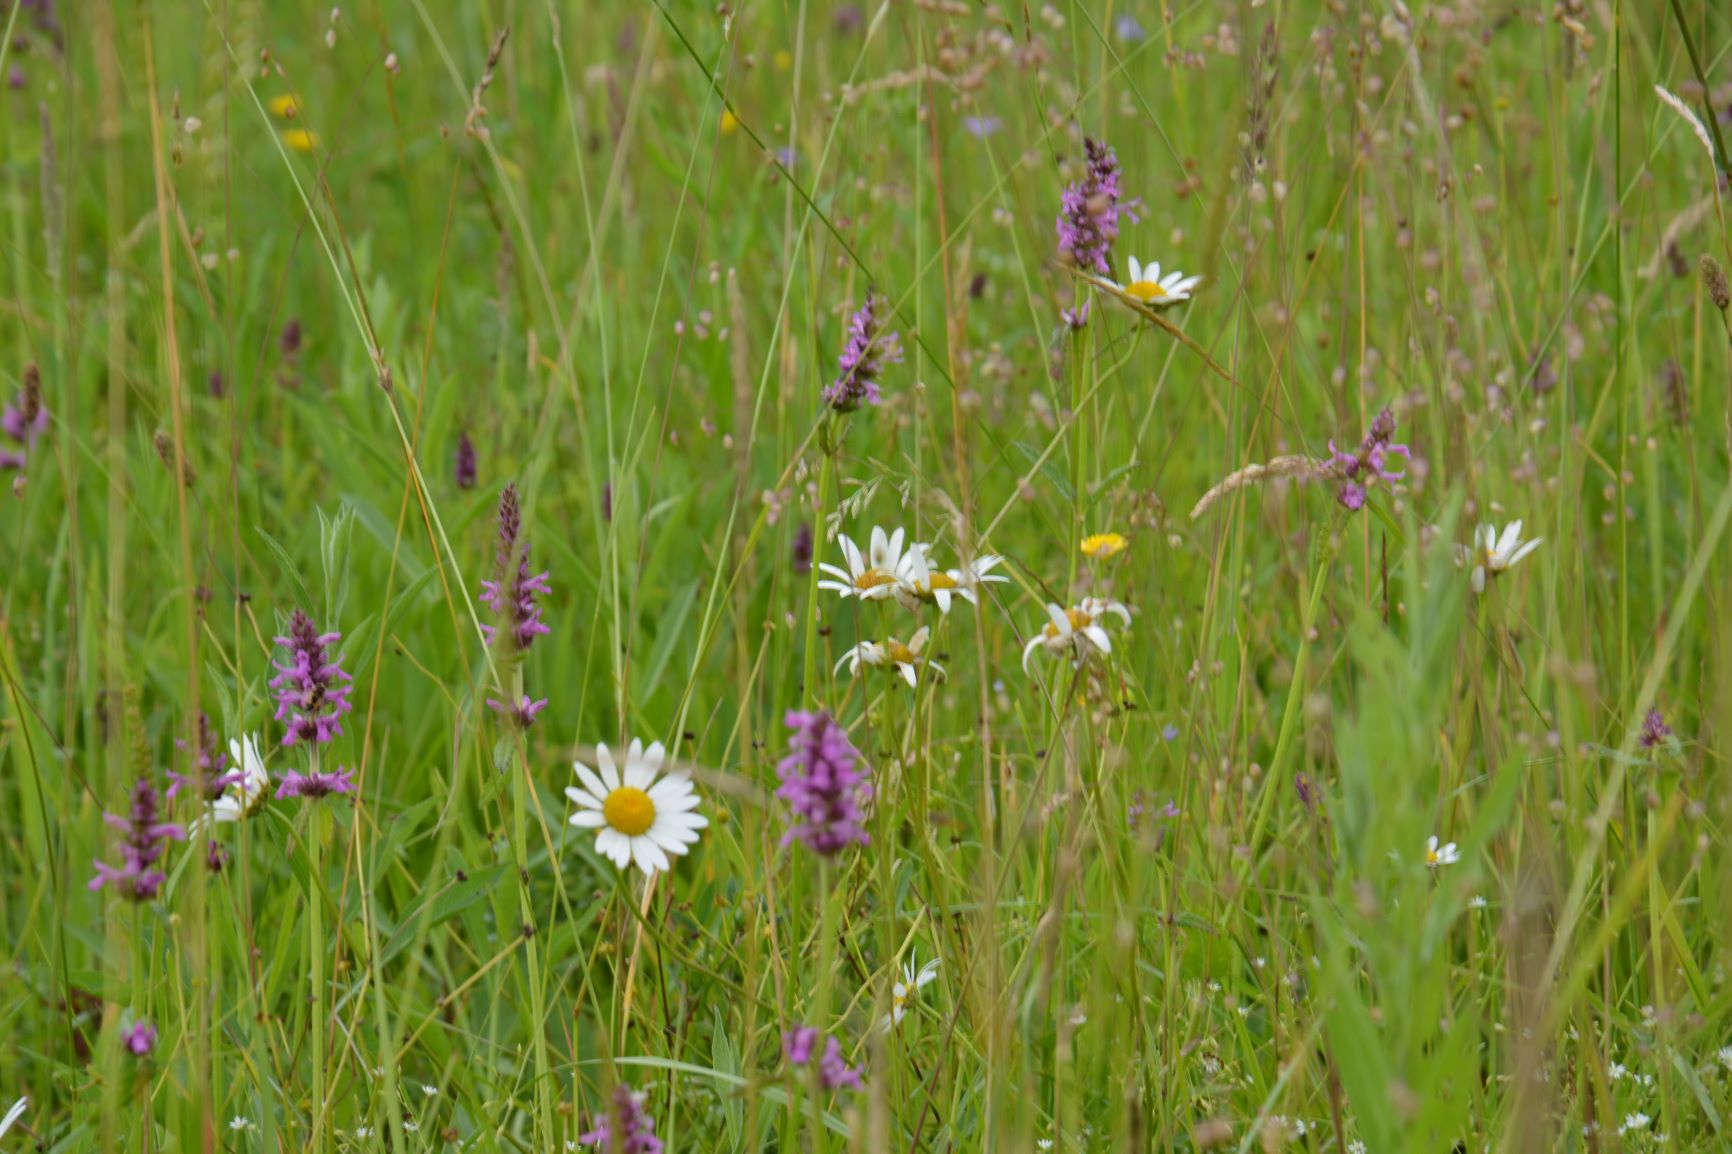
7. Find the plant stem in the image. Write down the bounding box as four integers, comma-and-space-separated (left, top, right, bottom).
307, 752, 327, 1154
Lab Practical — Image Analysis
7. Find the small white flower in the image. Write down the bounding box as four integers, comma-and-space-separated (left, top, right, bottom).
817, 526, 916, 603
1347, 1141, 1367, 1154
1609, 1061, 1628, 1081
1717, 1046, 1732, 1072
1469, 895, 1488, 909
403, 1121, 419, 1133
421, 1083, 439, 1096
1468, 520, 1542, 593
836, 627, 943, 687
1087, 255, 1202, 310
207, 733, 271, 825
567, 739, 708, 877
1620, 1111, 1651, 1135
1022, 598, 1131, 672
1, 1098, 27, 1140
1425, 835, 1460, 868
897, 547, 1008, 613
354, 1125, 375, 1138
884, 953, 941, 1029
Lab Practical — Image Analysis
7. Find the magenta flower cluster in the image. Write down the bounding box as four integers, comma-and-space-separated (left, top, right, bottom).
1055, 137, 1126, 276
775, 710, 872, 857
1327, 407, 1411, 512
270, 610, 354, 745
1639, 706, 1674, 750
479, 484, 552, 655
783, 1026, 863, 1091
577, 1085, 663, 1153
122, 1020, 158, 1057
276, 765, 356, 800
1, 365, 46, 471
822, 291, 903, 413
89, 777, 185, 902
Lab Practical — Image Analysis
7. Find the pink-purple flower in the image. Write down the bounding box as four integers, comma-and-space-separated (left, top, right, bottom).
487, 693, 548, 730
1327, 407, 1411, 512
1056, 137, 1127, 276
276, 766, 357, 801
1640, 706, 1674, 750
1, 363, 46, 471
479, 484, 552, 654
823, 291, 903, 413
784, 1026, 862, 1091
90, 778, 185, 902
776, 711, 872, 857
270, 610, 354, 746
577, 1084, 663, 1153
122, 1020, 158, 1057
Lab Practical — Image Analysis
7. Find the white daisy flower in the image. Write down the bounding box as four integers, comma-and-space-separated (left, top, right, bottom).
835, 627, 943, 687
567, 739, 708, 877
883, 953, 941, 1029
1425, 835, 1460, 868
207, 733, 271, 825
1468, 520, 1542, 593
1, 1098, 26, 1140
817, 526, 916, 603
1021, 597, 1131, 672
1087, 255, 1201, 309
896, 547, 1009, 614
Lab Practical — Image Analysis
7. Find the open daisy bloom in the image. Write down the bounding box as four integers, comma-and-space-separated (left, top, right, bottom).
1088, 256, 1201, 310
835, 626, 943, 687
883, 954, 941, 1030
205, 734, 271, 826
1425, 835, 1460, 868
1469, 521, 1541, 593
897, 547, 1009, 614
568, 739, 707, 877
1022, 597, 1131, 671
817, 526, 916, 603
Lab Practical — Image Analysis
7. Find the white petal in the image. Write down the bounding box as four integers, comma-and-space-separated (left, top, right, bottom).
1471, 566, 1487, 594
595, 828, 632, 869
565, 784, 604, 810
572, 762, 609, 803
1083, 625, 1113, 653
1509, 538, 1542, 567
899, 663, 917, 688
1044, 603, 1070, 634
642, 741, 667, 774
595, 745, 620, 792
569, 810, 608, 829
1127, 255, 1143, 282
623, 740, 652, 789
1022, 636, 1044, 672
631, 836, 667, 876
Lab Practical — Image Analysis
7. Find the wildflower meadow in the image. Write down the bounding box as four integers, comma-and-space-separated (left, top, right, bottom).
5, 1, 1732, 1150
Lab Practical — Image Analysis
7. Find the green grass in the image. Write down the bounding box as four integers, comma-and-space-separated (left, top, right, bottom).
2, 0, 1731, 1150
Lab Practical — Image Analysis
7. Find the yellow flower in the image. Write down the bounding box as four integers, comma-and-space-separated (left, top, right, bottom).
720, 108, 739, 135
267, 93, 304, 120
280, 128, 319, 153
774, 50, 793, 71
1081, 532, 1128, 559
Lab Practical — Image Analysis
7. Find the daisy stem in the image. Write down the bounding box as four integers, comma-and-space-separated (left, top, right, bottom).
802, 443, 835, 706
306, 750, 327, 1154
1067, 288, 1089, 594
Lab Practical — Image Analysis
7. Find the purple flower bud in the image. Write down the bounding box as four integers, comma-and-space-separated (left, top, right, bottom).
791, 522, 814, 574
487, 694, 548, 730
1328, 407, 1411, 512
90, 778, 185, 901
1061, 301, 1091, 331
823, 291, 902, 413
269, 610, 354, 746
454, 430, 477, 490
577, 1085, 663, 1153
775, 711, 872, 857
122, 1020, 158, 1057
280, 318, 303, 358
276, 766, 357, 801
478, 484, 552, 655
1640, 706, 1674, 750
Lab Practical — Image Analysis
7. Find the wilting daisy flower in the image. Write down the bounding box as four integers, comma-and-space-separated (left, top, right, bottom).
567, 740, 707, 877
834, 626, 942, 687
205, 734, 271, 825
1021, 598, 1131, 672
1425, 835, 1460, 868
883, 954, 940, 1029
90, 778, 185, 901
817, 526, 916, 603
1468, 521, 1541, 593
1080, 532, 1128, 559
0, 1097, 26, 1140
1086, 256, 1201, 310
577, 1085, 664, 1153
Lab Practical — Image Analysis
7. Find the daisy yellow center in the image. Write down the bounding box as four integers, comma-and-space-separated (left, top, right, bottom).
925, 572, 959, 591
1044, 608, 1094, 639
603, 786, 657, 837
1425, 847, 1440, 865
854, 568, 897, 591
1124, 280, 1168, 303
886, 640, 917, 664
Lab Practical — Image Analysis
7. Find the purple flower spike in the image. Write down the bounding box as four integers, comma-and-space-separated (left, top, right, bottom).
122, 1020, 158, 1057
487, 694, 548, 730
823, 291, 903, 413
1640, 706, 1674, 750
783, 1026, 820, 1065
478, 484, 552, 655
1056, 137, 1126, 276
577, 1085, 664, 1154
1, 363, 47, 472
818, 1036, 863, 1091
276, 766, 357, 801
90, 778, 185, 902
454, 430, 477, 490
1328, 407, 1411, 512
270, 610, 354, 746
775, 711, 872, 857
169, 713, 242, 801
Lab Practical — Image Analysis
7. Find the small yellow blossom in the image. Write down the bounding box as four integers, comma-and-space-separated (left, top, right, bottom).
267, 93, 303, 120
1081, 532, 1128, 559
720, 108, 739, 135
280, 128, 319, 153
774, 50, 793, 71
